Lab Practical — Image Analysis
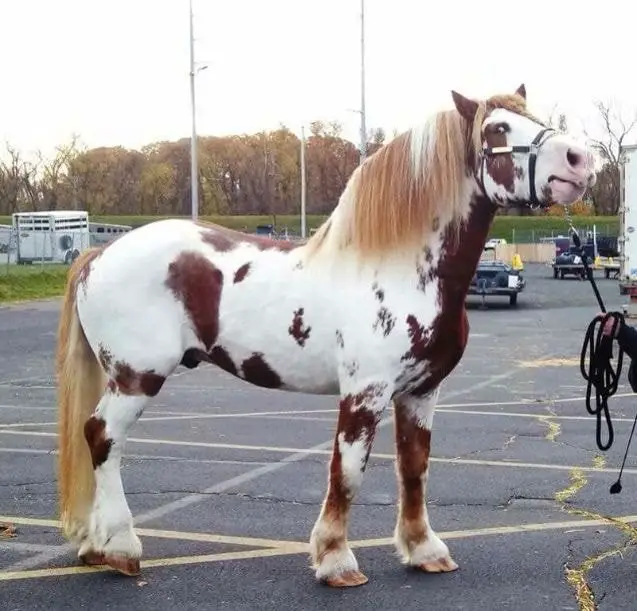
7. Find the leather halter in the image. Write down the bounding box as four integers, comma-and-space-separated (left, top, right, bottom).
478, 126, 557, 208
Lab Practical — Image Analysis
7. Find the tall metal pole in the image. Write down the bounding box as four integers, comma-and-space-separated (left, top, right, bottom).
189, 0, 199, 221
300, 125, 307, 239
359, 0, 367, 164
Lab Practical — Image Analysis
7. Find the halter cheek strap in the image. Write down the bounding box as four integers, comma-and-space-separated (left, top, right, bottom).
478, 127, 557, 208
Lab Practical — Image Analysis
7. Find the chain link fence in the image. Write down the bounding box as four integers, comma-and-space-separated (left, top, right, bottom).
504, 224, 617, 245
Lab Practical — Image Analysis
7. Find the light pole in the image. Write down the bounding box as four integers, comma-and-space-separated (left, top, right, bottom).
347, 0, 367, 165
359, 0, 367, 164
189, 0, 207, 221
300, 125, 307, 239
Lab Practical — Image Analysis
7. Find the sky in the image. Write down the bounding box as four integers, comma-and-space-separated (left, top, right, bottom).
2, 0, 636, 160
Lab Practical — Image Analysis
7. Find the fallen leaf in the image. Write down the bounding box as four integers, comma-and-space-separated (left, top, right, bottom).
0, 523, 17, 538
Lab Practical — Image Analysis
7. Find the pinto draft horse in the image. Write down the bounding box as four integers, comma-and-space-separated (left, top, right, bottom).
56, 84, 596, 587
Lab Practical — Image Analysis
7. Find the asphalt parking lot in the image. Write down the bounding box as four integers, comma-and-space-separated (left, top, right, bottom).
1, 262, 637, 610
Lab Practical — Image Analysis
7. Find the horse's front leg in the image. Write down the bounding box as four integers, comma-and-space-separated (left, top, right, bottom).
310, 381, 392, 587
393, 387, 458, 572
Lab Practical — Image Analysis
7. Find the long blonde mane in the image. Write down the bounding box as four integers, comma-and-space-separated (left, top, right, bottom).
303, 92, 534, 260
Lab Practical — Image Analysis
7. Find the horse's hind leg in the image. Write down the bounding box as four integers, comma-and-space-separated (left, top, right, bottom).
392, 387, 458, 572
310, 381, 392, 587
78, 386, 155, 575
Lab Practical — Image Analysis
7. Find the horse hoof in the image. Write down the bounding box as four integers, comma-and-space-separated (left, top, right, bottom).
417, 557, 459, 573
324, 570, 369, 588
80, 551, 105, 566
105, 555, 141, 576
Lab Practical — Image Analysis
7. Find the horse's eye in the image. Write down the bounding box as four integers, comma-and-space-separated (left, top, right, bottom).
496, 124, 508, 134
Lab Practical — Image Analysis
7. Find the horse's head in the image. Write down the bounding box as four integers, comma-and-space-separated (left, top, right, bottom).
451, 84, 596, 209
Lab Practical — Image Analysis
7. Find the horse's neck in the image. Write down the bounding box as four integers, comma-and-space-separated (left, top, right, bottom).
429, 194, 496, 294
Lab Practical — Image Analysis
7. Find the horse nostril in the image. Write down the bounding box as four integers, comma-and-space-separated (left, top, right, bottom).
567, 149, 582, 168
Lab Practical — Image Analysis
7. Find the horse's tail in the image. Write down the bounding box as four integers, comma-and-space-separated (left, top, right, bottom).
56, 248, 106, 541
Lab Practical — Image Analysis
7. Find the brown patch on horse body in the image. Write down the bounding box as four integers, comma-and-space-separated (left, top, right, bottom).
288, 308, 312, 347
233, 262, 251, 283
340, 383, 388, 417
323, 383, 388, 519
416, 247, 437, 292
372, 282, 385, 302
373, 306, 396, 337
138, 372, 165, 397
241, 353, 282, 389
200, 228, 235, 252
335, 330, 344, 349
99, 344, 165, 397
483, 124, 515, 193
198, 222, 302, 253
209, 345, 239, 376
165, 251, 223, 350
180, 345, 239, 377
83, 416, 113, 468
343, 360, 359, 377
402, 315, 431, 362
113, 362, 165, 397
394, 402, 432, 544
98, 344, 112, 371
402, 195, 494, 396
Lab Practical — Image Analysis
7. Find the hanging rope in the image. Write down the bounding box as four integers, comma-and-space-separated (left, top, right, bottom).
569, 227, 637, 494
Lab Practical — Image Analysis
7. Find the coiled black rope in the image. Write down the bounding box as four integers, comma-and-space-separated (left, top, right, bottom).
572, 231, 637, 494
580, 311, 625, 452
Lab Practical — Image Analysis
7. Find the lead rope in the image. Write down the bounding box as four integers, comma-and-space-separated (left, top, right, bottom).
565, 206, 637, 494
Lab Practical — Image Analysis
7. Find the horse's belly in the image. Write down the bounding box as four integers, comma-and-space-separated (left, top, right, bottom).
214, 293, 340, 395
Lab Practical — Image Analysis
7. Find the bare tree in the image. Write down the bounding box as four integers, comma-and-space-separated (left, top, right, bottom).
544, 103, 568, 132
38, 134, 84, 210
0, 144, 26, 214
586, 100, 637, 214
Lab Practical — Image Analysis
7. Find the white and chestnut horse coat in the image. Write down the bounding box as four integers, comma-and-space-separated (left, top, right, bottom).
56, 84, 596, 587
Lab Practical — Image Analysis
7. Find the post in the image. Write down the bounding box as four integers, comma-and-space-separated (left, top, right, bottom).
300, 125, 307, 239
359, 0, 367, 164
189, 0, 199, 221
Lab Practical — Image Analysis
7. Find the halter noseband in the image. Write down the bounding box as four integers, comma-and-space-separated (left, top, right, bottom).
478, 126, 557, 208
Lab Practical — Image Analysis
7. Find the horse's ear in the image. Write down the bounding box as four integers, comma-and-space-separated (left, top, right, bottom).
451, 91, 479, 122
515, 83, 527, 100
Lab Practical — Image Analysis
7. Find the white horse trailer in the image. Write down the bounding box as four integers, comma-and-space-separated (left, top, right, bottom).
12, 211, 90, 265
89, 221, 132, 246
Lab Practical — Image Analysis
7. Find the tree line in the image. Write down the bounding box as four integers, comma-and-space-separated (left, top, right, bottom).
0, 122, 386, 221
0, 100, 634, 220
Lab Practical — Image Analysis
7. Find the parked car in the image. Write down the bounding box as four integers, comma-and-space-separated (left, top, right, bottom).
552, 243, 595, 279
468, 259, 525, 307
485, 238, 507, 249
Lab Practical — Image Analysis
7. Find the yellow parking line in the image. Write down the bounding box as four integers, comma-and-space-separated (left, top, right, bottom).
0, 548, 298, 581
3, 514, 637, 582
349, 514, 637, 549
0, 516, 305, 549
